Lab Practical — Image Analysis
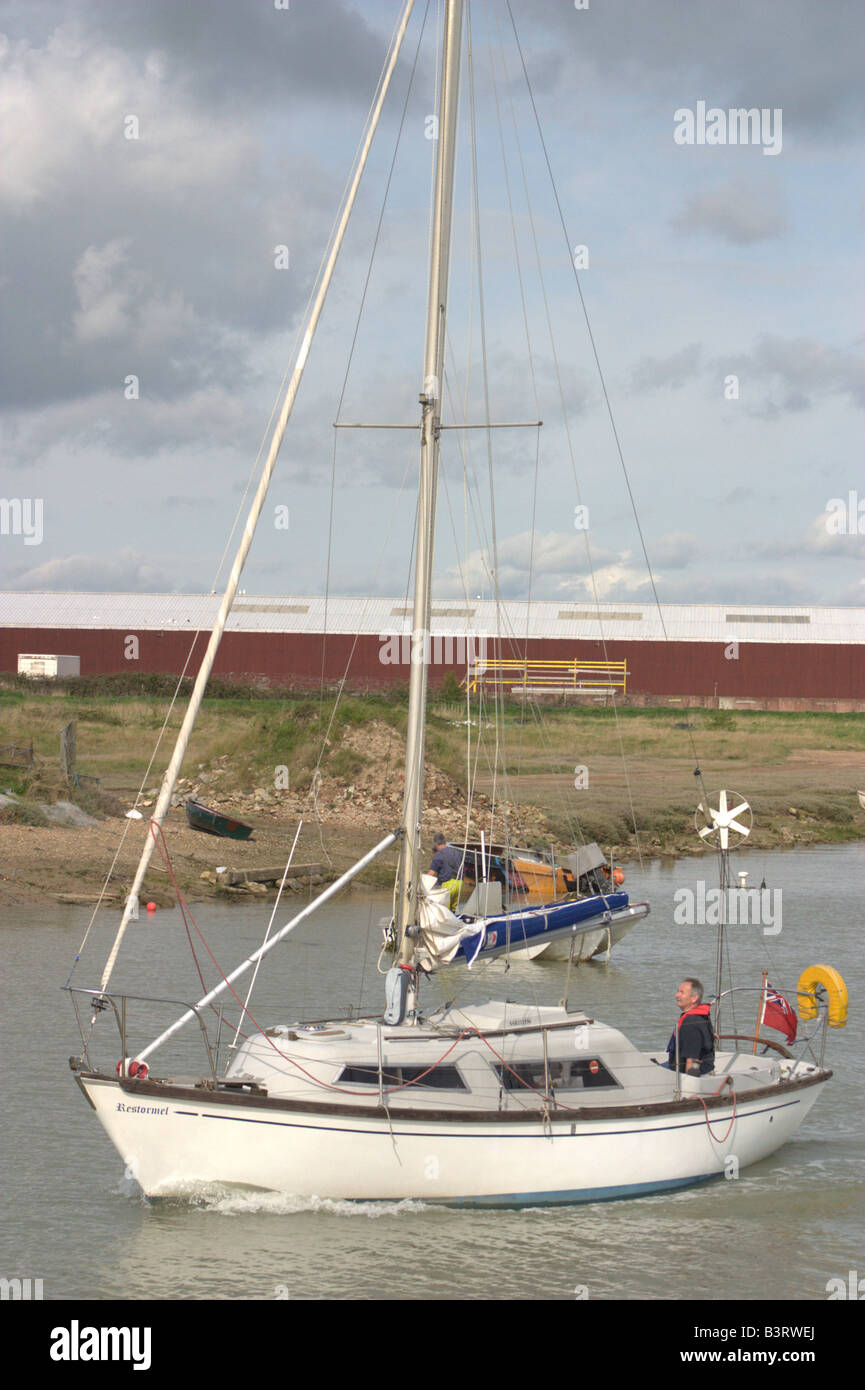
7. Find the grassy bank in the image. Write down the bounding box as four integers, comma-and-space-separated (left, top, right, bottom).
1, 681, 863, 857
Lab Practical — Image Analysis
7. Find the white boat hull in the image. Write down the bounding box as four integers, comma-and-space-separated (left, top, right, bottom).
78, 1069, 827, 1206
511, 908, 642, 962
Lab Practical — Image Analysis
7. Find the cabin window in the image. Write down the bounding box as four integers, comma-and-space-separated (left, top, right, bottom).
337, 1064, 467, 1091
568, 1059, 620, 1089
496, 1059, 619, 1092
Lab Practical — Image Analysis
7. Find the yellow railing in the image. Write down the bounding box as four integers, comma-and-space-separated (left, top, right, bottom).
463, 658, 627, 694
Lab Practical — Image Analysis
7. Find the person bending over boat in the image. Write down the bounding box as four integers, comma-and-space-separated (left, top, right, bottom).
430, 833, 464, 911
666, 977, 715, 1074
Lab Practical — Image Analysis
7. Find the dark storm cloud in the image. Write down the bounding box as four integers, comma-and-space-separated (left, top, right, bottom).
526, 0, 863, 135
0, 0, 397, 112
0, 146, 342, 416
0, 2, 428, 424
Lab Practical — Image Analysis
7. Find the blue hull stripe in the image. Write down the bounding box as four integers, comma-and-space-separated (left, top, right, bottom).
171, 1094, 801, 1139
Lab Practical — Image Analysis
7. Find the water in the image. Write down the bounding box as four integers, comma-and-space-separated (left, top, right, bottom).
1, 843, 862, 1303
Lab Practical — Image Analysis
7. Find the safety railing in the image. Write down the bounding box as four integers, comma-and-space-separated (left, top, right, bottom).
66, 986, 222, 1084
714, 985, 830, 1070
65, 986, 376, 1084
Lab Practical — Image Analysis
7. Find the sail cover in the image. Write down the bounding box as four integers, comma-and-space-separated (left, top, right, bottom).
416, 874, 479, 969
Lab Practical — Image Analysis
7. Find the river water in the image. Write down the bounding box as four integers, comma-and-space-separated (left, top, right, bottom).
1, 842, 862, 1304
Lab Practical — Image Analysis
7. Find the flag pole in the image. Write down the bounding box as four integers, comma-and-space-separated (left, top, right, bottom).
752, 969, 768, 1054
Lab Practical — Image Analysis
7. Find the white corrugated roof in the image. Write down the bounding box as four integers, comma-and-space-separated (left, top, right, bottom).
1, 592, 862, 644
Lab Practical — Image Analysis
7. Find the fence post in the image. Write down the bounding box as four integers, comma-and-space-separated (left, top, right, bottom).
60, 721, 77, 784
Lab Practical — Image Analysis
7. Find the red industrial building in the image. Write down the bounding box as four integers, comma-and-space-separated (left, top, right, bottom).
1, 592, 862, 710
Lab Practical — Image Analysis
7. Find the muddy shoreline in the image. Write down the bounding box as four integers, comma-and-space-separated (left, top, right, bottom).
2, 801, 861, 912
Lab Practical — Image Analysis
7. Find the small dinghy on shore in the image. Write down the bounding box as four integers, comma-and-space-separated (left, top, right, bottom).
185, 799, 254, 841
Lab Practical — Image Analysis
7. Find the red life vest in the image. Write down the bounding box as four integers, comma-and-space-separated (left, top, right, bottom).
676, 1002, 712, 1031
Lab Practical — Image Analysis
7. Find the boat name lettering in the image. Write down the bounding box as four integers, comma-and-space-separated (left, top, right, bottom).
115, 1103, 169, 1116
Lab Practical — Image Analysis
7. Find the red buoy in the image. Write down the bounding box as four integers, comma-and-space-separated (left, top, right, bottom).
146, 901, 157, 912
116, 1059, 149, 1078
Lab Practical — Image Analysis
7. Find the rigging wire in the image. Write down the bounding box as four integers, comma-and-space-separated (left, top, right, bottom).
319, 0, 432, 728
466, 6, 515, 862
504, 0, 720, 888
308, 1, 433, 965
484, 8, 544, 797
230, 820, 304, 1050
215, 0, 420, 599
424, 8, 640, 893
496, 19, 772, 1040
67, 593, 217, 980
495, 6, 646, 875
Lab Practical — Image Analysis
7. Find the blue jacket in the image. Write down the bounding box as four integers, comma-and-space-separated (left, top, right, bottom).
430, 844, 464, 884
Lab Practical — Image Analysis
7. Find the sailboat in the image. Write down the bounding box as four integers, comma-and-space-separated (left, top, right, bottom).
412, 834, 646, 968
69, 0, 846, 1205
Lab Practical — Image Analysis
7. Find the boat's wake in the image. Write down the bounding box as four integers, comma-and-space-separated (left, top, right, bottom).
115, 1176, 434, 1218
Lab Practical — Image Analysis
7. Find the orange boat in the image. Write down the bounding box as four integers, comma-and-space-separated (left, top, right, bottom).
454, 840, 624, 907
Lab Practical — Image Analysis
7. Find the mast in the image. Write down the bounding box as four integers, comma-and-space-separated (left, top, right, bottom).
396, 0, 464, 961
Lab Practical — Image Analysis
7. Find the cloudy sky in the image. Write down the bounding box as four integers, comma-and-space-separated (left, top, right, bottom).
0, 0, 862, 608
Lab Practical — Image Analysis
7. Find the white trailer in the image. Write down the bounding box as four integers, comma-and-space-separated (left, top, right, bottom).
17, 653, 81, 678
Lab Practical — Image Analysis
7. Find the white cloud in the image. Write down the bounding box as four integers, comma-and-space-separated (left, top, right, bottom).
432, 530, 698, 603
4, 546, 172, 591
73, 239, 134, 343
0, 25, 255, 212
806, 507, 865, 558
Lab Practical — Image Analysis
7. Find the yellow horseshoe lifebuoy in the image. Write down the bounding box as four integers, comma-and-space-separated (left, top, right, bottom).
797, 964, 848, 1028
